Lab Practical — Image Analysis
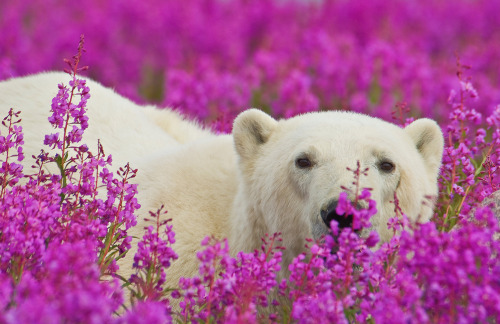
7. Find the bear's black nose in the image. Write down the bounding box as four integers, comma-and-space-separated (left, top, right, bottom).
321, 200, 353, 229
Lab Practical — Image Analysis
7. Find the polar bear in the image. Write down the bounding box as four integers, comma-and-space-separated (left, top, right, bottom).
127, 108, 444, 284
0, 72, 444, 294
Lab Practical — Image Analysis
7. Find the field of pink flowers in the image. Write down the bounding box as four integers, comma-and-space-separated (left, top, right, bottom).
1, 0, 500, 323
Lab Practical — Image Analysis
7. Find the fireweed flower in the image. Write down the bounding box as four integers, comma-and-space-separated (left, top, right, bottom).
174, 234, 283, 322
3, 0, 500, 122
128, 206, 178, 307
218, 233, 283, 321
0, 109, 24, 195
2, 240, 121, 324
285, 164, 380, 323
44, 78, 90, 151
117, 300, 172, 324
0, 37, 150, 321
369, 207, 500, 323
1, 1, 500, 321
435, 58, 500, 231
276, 70, 319, 118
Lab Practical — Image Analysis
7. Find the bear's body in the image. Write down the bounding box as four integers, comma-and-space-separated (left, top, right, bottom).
0, 72, 444, 292
0, 72, 213, 173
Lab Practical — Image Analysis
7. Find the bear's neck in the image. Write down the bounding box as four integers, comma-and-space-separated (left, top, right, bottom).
228, 185, 268, 255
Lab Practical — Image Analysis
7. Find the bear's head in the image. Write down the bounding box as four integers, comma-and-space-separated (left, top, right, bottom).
230, 109, 443, 264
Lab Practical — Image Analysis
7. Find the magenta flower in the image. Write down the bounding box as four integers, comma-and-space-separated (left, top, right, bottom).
1, 1, 500, 322
127, 206, 177, 310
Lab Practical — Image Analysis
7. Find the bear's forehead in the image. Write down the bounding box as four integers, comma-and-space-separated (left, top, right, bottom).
279, 111, 405, 140
271, 112, 414, 160
285, 111, 395, 128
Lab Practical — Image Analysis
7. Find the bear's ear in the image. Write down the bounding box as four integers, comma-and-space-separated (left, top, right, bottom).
404, 118, 444, 179
233, 109, 278, 160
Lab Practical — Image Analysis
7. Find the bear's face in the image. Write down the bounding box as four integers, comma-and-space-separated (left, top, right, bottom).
232, 109, 443, 255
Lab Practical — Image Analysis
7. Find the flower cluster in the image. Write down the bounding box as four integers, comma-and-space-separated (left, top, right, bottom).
1, 0, 500, 323
2, 0, 500, 125
173, 234, 283, 322
284, 163, 380, 323
336, 161, 378, 231
3, 240, 122, 323
0, 109, 24, 195
0, 36, 160, 322
435, 58, 500, 231
368, 207, 500, 323
128, 206, 178, 310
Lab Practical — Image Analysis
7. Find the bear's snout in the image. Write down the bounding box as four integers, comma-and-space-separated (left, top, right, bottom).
320, 200, 354, 230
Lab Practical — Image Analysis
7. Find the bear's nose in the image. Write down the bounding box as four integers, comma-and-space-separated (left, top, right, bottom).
320, 200, 353, 229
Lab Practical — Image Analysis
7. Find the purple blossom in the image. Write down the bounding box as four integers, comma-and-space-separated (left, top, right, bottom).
0, 109, 25, 195
117, 300, 171, 324
0, 38, 144, 322
370, 207, 500, 323
2, 241, 121, 324
129, 206, 178, 305
1, 1, 500, 322
174, 234, 283, 322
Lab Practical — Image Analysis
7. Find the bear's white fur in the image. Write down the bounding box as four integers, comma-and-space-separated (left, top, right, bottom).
0, 72, 444, 292
0, 72, 213, 172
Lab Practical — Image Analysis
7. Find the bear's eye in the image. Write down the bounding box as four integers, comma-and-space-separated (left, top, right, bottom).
379, 161, 395, 173
296, 157, 312, 169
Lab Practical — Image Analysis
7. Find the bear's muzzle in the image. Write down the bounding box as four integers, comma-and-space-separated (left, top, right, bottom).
320, 199, 362, 233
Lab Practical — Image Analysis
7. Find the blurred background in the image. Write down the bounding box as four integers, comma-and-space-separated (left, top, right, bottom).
1, 0, 499, 130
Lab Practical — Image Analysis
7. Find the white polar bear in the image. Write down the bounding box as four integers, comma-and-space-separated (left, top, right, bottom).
0, 72, 444, 291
